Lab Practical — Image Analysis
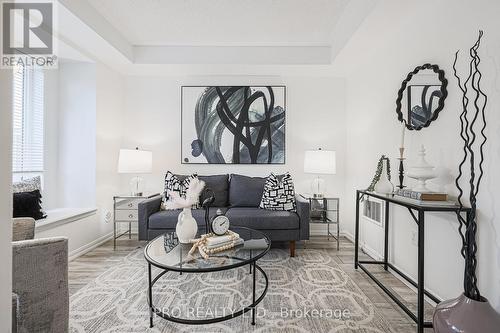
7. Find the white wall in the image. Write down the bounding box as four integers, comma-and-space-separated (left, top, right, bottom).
334, 0, 500, 310
43, 69, 60, 210
95, 63, 125, 237
37, 62, 124, 256
120, 76, 346, 208
58, 62, 97, 208
0, 69, 13, 331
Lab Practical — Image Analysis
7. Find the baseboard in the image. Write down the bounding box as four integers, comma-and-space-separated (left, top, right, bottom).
68, 231, 114, 261
342, 230, 442, 304
343, 230, 383, 260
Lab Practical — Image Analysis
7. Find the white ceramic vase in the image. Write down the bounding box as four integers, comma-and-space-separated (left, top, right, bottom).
176, 207, 197, 243
375, 159, 394, 194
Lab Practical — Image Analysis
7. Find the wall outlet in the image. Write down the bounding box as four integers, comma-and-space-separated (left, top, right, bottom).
411, 230, 418, 246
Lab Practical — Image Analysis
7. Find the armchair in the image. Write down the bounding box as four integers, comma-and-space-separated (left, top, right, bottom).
12, 218, 69, 333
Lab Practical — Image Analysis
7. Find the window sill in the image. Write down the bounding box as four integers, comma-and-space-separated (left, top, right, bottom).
35, 208, 97, 231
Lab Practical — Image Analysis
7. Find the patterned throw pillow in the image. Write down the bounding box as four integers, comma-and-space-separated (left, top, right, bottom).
163, 171, 200, 209
12, 176, 41, 193
260, 173, 296, 211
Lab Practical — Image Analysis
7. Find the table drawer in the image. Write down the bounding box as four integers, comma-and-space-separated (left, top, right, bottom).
115, 209, 138, 221
116, 199, 142, 210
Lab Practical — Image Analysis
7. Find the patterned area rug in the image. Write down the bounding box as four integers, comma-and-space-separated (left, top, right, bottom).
70, 247, 397, 333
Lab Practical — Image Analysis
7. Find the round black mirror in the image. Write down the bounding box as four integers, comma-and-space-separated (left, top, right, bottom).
396, 64, 448, 130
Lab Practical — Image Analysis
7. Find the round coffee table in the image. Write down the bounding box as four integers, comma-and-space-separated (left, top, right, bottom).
144, 226, 270, 327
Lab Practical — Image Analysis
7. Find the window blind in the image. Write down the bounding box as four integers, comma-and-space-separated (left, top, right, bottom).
12, 65, 44, 177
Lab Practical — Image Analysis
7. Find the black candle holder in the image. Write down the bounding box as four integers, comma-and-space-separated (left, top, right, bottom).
397, 147, 405, 189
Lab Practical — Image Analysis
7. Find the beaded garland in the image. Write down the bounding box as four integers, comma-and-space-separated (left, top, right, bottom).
188, 231, 239, 260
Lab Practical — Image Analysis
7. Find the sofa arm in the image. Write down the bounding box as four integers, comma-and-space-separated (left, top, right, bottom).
12, 237, 68, 333
138, 196, 162, 240
295, 194, 310, 240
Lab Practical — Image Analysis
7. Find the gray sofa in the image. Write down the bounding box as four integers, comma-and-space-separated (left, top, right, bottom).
138, 174, 310, 256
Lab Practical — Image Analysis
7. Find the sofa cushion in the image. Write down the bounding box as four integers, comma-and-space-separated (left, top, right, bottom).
198, 174, 229, 207
149, 208, 228, 230
225, 207, 299, 230
229, 174, 266, 207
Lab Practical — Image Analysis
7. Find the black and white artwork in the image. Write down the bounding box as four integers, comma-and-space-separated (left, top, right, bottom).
181, 86, 286, 164
406, 84, 443, 128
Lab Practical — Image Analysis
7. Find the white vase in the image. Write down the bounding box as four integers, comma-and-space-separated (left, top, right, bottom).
176, 207, 198, 243
375, 159, 394, 194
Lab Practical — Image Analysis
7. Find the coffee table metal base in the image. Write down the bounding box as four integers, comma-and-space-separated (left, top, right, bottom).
147, 259, 269, 327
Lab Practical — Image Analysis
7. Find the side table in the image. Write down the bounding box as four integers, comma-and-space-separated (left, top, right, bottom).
300, 194, 340, 250
113, 193, 160, 249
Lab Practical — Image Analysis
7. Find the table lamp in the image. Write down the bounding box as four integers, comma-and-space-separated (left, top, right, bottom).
118, 147, 152, 196
304, 149, 336, 198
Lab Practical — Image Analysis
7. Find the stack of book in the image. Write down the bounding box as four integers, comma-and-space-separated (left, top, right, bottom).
205, 232, 244, 250
394, 189, 448, 201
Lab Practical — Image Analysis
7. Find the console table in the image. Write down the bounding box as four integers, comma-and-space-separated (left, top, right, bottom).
354, 190, 471, 333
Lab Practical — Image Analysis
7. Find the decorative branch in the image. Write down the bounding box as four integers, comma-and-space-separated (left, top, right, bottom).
453, 30, 487, 301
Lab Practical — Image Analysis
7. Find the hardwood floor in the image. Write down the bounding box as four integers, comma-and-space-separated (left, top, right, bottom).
69, 234, 434, 332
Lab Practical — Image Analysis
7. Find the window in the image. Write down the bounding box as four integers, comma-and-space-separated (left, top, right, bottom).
12, 65, 44, 182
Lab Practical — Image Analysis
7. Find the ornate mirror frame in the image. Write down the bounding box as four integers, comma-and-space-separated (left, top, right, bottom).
396, 63, 448, 131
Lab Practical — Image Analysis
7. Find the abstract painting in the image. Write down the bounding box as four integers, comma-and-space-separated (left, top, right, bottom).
181, 86, 286, 164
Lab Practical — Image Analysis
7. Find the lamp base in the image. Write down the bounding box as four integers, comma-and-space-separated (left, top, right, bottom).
129, 176, 144, 196
311, 177, 326, 198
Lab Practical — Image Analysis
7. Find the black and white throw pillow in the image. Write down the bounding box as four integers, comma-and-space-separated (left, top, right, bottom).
13, 176, 41, 193
260, 173, 296, 211
163, 171, 199, 209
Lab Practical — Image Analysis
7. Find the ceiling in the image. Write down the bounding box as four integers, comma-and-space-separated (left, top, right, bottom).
56, 0, 377, 71
84, 0, 350, 46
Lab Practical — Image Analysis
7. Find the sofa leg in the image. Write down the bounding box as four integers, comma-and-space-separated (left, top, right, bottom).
290, 241, 296, 257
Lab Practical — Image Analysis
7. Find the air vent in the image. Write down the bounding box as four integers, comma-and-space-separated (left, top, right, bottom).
363, 198, 384, 227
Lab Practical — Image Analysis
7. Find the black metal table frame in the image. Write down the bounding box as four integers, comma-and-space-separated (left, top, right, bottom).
354, 190, 471, 333
145, 241, 270, 327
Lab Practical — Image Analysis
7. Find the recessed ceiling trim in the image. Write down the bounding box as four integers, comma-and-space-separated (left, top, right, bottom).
59, 0, 133, 61
134, 45, 332, 65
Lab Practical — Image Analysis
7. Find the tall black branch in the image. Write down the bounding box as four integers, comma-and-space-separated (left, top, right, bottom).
453, 30, 487, 301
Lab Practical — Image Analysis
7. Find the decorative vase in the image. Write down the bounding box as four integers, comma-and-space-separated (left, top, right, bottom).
433, 293, 500, 333
176, 207, 197, 243
407, 145, 436, 192
374, 159, 393, 194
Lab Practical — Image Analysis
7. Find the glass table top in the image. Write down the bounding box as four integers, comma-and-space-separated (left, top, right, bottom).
144, 227, 271, 272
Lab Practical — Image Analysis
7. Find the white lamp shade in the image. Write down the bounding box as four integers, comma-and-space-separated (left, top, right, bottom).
304, 150, 336, 174
118, 149, 152, 174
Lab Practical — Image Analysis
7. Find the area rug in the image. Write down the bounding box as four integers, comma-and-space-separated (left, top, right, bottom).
69, 247, 397, 333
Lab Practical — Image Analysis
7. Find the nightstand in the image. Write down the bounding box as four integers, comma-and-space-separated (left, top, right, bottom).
113, 193, 160, 249
300, 194, 340, 250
